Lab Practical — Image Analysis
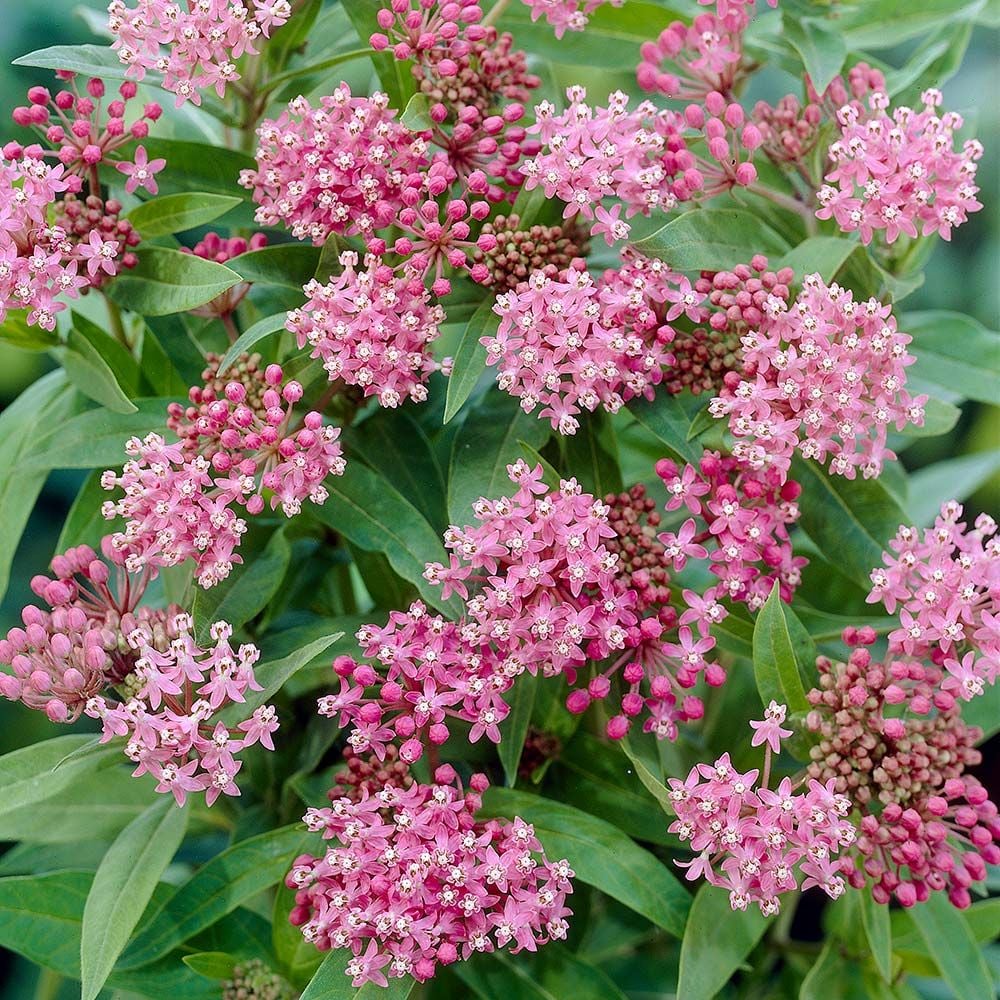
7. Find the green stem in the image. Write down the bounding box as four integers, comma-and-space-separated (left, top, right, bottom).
748, 183, 818, 236
33, 968, 62, 1000
221, 311, 241, 345
483, 0, 513, 27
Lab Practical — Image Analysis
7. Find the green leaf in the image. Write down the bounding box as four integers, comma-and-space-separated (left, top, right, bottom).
126, 192, 242, 238
266, 0, 323, 70
457, 946, 629, 1000
227, 244, 321, 290
481, 788, 691, 936
120, 825, 310, 968
619, 736, 674, 817
13, 44, 127, 78
908, 893, 993, 1000
448, 393, 551, 524
498, 673, 537, 787
631, 209, 789, 272
792, 458, 909, 589
559, 411, 623, 497
27, 398, 174, 471
0, 869, 94, 976
192, 529, 292, 643
836, 0, 986, 49
346, 409, 447, 527
751, 582, 812, 713
310, 463, 459, 615
903, 310, 1000, 405
799, 939, 869, 999
859, 890, 893, 983
266, 48, 375, 95
62, 326, 138, 414
107, 247, 241, 316
72, 312, 141, 396
139, 139, 257, 200
0, 767, 158, 844
627, 395, 703, 466
58, 469, 118, 551
783, 14, 846, 93
0, 734, 119, 820
0, 371, 73, 601
777, 236, 859, 283
0, 309, 60, 350
182, 952, 239, 980
272, 882, 324, 988
677, 884, 772, 1000
300, 949, 415, 999
443, 296, 496, 423
908, 449, 1000, 526
216, 312, 288, 377
399, 93, 433, 131
81, 797, 190, 1000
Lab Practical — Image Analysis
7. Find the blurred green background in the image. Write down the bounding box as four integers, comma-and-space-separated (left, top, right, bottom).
0, 3, 996, 998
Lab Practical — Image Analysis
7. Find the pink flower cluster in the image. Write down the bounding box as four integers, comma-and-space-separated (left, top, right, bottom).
657, 451, 806, 611
0, 542, 172, 722
86, 614, 279, 806
287, 761, 573, 986
806, 633, 999, 909
1, 75, 163, 328
107, 0, 292, 106
240, 87, 430, 245
101, 363, 345, 587
867, 502, 999, 705
668, 708, 856, 915
519, 0, 622, 38
484, 259, 674, 435
485, 253, 791, 435
817, 89, 983, 244
522, 87, 761, 245
710, 268, 925, 480
287, 251, 444, 408
182, 231, 268, 320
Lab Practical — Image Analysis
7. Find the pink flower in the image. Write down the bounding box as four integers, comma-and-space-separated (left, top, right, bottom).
117, 144, 165, 194
749, 700, 793, 753
520, 0, 622, 38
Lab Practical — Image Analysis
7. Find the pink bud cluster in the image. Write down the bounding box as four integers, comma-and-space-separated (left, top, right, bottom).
240, 87, 431, 245
287, 762, 574, 986
750, 63, 886, 166
102, 363, 345, 588
1, 156, 129, 329
817, 89, 983, 244
286, 251, 444, 408
0, 542, 175, 723
182, 231, 268, 319
522, 88, 760, 246
519, 0, 622, 39
806, 634, 999, 909
710, 268, 925, 480
107, 0, 291, 106
370, 0, 487, 67
637, 12, 746, 100
867, 502, 998, 705
7, 74, 163, 187
86, 614, 279, 806
668, 712, 856, 915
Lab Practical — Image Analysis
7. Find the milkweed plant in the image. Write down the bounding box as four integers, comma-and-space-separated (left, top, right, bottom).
0, 1, 997, 998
